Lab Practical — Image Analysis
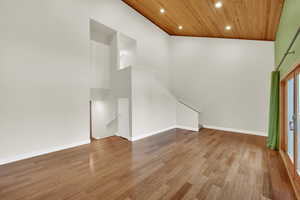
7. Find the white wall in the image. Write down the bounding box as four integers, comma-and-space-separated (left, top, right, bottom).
176, 103, 199, 131
90, 40, 116, 139
91, 100, 115, 139
0, 0, 174, 164
119, 33, 137, 70
90, 41, 111, 90
88, 0, 177, 141
0, 0, 90, 164
131, 66, 177, 141
89, 0, 170, 87
170, 36, 275, 135
0, 0, 274, 165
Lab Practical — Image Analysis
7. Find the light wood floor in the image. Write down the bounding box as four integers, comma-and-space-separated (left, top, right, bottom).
0, 128, 296, 200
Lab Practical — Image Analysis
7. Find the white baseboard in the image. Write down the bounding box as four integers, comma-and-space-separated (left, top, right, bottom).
130, 125, 177, 141
130, 125, 199, 141
93, 134, 115, 140
0, 139, 91, 166
203, 125, 266, 137
176, 125, 198, 132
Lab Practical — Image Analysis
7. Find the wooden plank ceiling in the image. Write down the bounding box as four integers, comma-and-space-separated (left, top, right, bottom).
122, 0, 284, 41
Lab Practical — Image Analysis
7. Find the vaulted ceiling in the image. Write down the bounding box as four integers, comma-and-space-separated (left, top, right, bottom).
122, 0, 284, 41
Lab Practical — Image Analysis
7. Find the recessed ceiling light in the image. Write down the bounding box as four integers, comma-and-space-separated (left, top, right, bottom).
178, 25, 183, 30
225, 26, 232, 30
160, 8, 165, 13
215, 2, 223, 8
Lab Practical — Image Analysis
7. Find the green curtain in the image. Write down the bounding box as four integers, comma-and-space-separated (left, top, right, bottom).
267, 71, 280, 150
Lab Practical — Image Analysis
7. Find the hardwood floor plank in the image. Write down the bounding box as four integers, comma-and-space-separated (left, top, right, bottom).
170, 182, 192, 200
0, 128, 296, 200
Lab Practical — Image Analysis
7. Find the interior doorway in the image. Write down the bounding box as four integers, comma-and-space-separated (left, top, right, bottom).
89, 19, 116, 141
88, 19, 133, 142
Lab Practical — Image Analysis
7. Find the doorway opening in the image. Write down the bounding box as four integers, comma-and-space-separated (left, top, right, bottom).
89, 19, 117, 141
88, 19, 134, 142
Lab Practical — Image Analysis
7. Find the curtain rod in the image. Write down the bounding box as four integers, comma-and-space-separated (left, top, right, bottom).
276, 27, 300, 71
